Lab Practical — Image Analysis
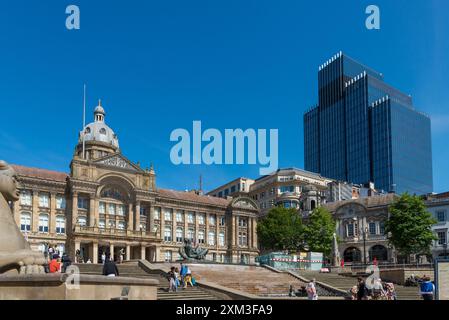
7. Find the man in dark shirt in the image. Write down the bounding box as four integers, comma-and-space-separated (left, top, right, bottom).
357, 277, 368, 300
102, 256, 119, 277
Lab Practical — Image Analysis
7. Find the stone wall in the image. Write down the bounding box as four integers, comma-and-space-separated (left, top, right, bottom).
379, 268, 434, 285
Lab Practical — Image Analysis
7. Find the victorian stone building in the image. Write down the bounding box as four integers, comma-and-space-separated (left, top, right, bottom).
11, 102, 259, 264
324, 194, 398, 264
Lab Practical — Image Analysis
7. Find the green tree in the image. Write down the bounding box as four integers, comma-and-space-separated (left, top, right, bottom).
385, 193, 437, 261
257, 207, 305, 251
304, 207, 336, 257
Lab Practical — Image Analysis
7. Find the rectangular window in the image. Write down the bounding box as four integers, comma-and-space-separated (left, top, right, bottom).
198, 214, 205, 225
99, 219, 105, 229
117, 205, 125, 216
20, 213, 31, 232
438, 231, 447, 246
230, 186, 236, 193
154, 207, 161, 220
347, 224, 354, 237
437, 211, 446, 223
164, 209, 172, 221
39, 194, 50, 208
117, 221, 126, 230
209, 215, 216, 226
38, 214, 49, 233
218, 191, 223, 198
108, 203, 115, 215
187, 228, 195, 241
219, 232, 225, 246
164, 226, 172, 241
140, 207, 147, 216
78, 197, 88, 210
165, 251, 172, 262
238, 218, 248, 227
208, 231, 215, 246
369, 222, 377, 235
55, 216, 65, 234
219, 216, 226, 226
187, 212, 195, 224
379, 221, 385, 235
176, 211, 183, 223
20, 191, 32, 206
238, 232, 247, 246
78, 216, 87, 227
56, 196, 66, 209
108, 219, 115, 229
176, 228, 183, 242
198, 230, 205, 244
99, 202, 105, 214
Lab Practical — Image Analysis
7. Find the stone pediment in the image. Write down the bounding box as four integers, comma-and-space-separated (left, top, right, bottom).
231, 197, 259, 210
93, 154, 143, 173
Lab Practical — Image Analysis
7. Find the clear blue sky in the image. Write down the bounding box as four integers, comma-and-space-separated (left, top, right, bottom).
0, 0, 448, 193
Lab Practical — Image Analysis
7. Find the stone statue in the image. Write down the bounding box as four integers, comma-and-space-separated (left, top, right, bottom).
332, 232, 341, 267
0, 160, 46, 274
179, 239, 208, 260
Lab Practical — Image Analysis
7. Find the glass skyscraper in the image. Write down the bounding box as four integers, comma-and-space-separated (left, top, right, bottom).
304, 52, 433, 195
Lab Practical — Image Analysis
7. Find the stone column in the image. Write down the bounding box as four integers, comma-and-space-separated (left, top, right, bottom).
172, 209, 176, 242
89, 197, 96, 227
231, 215, 236, 247
247, 217, 252, 248
110, 243, 114, 261
135, 201, 141, 232
92, 242, 98, 264
126, 245, 131, 261
252, 217, 258, 248
195, 212, 199, 244
32, 189, 40, 233
184, 211, 189, 240
74, 240, 81, 262
149, 205, 155, 235
141, 245, 146, 260
216, 216, 220, 249
50, 193, 57, 235
160, 208, 165, 241
128, 203, 134, 231
71, 192, 78, 229
205, 214, 210, 247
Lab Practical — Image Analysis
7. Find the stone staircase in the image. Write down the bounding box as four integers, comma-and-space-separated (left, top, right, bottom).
180, 263, 308, 297
295, 270, 421, 300
74, 262, 223, 300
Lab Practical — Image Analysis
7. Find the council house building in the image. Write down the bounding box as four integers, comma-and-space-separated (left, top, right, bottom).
10, 101, 260, 264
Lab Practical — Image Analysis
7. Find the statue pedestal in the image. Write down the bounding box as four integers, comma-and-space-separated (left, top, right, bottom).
0, 274, 158, 300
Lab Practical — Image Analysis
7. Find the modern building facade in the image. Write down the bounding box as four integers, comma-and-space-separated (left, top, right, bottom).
207, 177, 255, 199
11, 102, 260, 264
304, 52, 433, 195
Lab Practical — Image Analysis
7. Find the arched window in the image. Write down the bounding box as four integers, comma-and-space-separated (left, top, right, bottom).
38, 214, 49, 233
20, 212, 31, 232
99, 128, 107, 135
164, 226, 172, 242
311, 200, 316, 210
343, 247, 362, 263
208, 231, 216, 246
56, 216, 65, 234
369, 245, 388, 261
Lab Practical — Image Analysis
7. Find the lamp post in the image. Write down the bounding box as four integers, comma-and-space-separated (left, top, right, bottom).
352, 217, 368, 266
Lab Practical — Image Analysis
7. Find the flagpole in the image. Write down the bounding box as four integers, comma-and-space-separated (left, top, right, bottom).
83, 84, 86, 160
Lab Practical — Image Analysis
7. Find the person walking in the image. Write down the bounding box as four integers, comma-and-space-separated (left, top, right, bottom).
101, 252, 106, 265
184, 266, 194, 288
61, 253, 72, 273
357, 277, 368, 300
180, 263, 187, 287
102, 256, 119, 277
419, 275, 435, 300
167, 267, 177, 292
306, 279, 318, 300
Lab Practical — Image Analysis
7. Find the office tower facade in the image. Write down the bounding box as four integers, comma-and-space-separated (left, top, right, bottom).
304, 52, 433, 195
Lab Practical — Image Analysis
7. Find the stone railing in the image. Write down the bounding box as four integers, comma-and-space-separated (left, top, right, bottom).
74, 225, 157, 238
